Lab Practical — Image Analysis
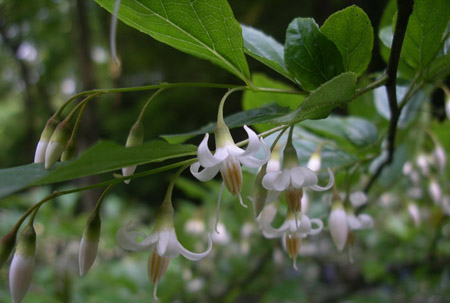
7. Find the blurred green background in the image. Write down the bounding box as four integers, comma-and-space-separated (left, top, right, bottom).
1, 0, 450, 302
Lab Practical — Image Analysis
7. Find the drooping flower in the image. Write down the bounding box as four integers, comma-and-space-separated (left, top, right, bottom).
190, 125, 270, 207
328, 200, 348, 252
306, 147, 322, 172
262, 134, 334, 214
116, 199, 212, 299
258, 205, 323, 269
9, 225, 36, 303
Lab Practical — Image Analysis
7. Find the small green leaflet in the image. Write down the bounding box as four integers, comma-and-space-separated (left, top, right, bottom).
284, 18, 344, 91
321, 5, 374, 76
275, 72, 357, 124
0, 140, 196, 198
241, 24, 294, 82
95, 0, 250, 83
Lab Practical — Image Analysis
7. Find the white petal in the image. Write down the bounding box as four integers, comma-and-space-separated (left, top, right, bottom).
156, 230, 171, 256
307, 168, 334, 191
190, 162, 220, 182
179, 233, 213, 261
290, 167, 313, 188
346, 213, 362, 230
240, 125, 262, 156
116, 226, 157, 252
122, 165, 137, 184
197, 134, 227, 167
9, 253, 35, 303
45, 141, 65, 169
34, 140, 48, 163
257, 201, 278, 228
261, 218, 290, 239
309, 218, 323, 235
262, 170, 290, 191
239, 139, 271, 168
297, 214, 312, 235
79, 237, 99, 276
329, 208, 348, 251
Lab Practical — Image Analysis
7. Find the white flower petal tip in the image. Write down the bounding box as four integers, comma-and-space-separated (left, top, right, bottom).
116, 225, 156, 252
78, 237, 99, 277
9, 253, 35, 303
122, 166, 137, 184
33, 140, 48, 164
44, 141, 65, 169
329, 208, 348, 252
179, 233, 213, 261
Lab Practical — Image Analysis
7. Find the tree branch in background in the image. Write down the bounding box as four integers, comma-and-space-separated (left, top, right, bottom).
364, 0, 414, 193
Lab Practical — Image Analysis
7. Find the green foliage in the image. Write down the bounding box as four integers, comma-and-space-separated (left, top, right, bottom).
0, 140, 196, 198
94, 0, 250, 83
401, 0, 450, 70
241, 25, 294, 82
1, 0, 450, 302
284, 18, 344, 91
321, 5, 374, 75
275, 72, 357, 123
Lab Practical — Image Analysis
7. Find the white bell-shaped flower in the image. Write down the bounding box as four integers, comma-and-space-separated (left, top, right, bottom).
190, 125, 270, 207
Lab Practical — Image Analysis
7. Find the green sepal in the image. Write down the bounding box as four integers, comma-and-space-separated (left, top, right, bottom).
0, 229, 18, 269
40, 116, 60, 141
83, 212, 101, 242
16, 225, 36, 257
49, 121, 72, 146
126, 122, 145, 147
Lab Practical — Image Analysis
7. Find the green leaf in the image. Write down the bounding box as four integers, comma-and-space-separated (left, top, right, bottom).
401, 0, 450, 70
301, 116, 378, 148
320, 5, 374, 75
95, 0, 250, 82
0, 140, 196, 198
425, 52, 450, 81
241, 25, 294, 82
161, 103, 289, 144
275, 72, 357, 124
284, 18, 344, 91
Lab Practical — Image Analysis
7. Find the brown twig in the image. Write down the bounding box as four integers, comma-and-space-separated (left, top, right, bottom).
364, 0, 414, 193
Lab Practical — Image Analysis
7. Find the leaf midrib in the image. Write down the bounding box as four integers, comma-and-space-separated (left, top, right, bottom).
130, 0, 248, 82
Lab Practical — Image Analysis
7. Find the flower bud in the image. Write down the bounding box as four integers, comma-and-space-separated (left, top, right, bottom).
34, 116, 60, 163
250, 166, 268, 217
9, 225, 36, 303
328, 200, 348, 252
61, 138, 76, 162
307, 150, 321, 172
79, 212, 101, 276
0, 230, 17, 269
45, 121, 72, 169
122, 122, 144, 184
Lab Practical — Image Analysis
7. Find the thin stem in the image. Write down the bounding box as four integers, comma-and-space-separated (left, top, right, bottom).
163, 164, 189, 203
64, 93, 102, 123
270, 126, 289, 151
251, 86, 307, 96
93, 184, 115, 214
353, 75, 389, 99
216, 87, 246, 125
136, 88, 166, 124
